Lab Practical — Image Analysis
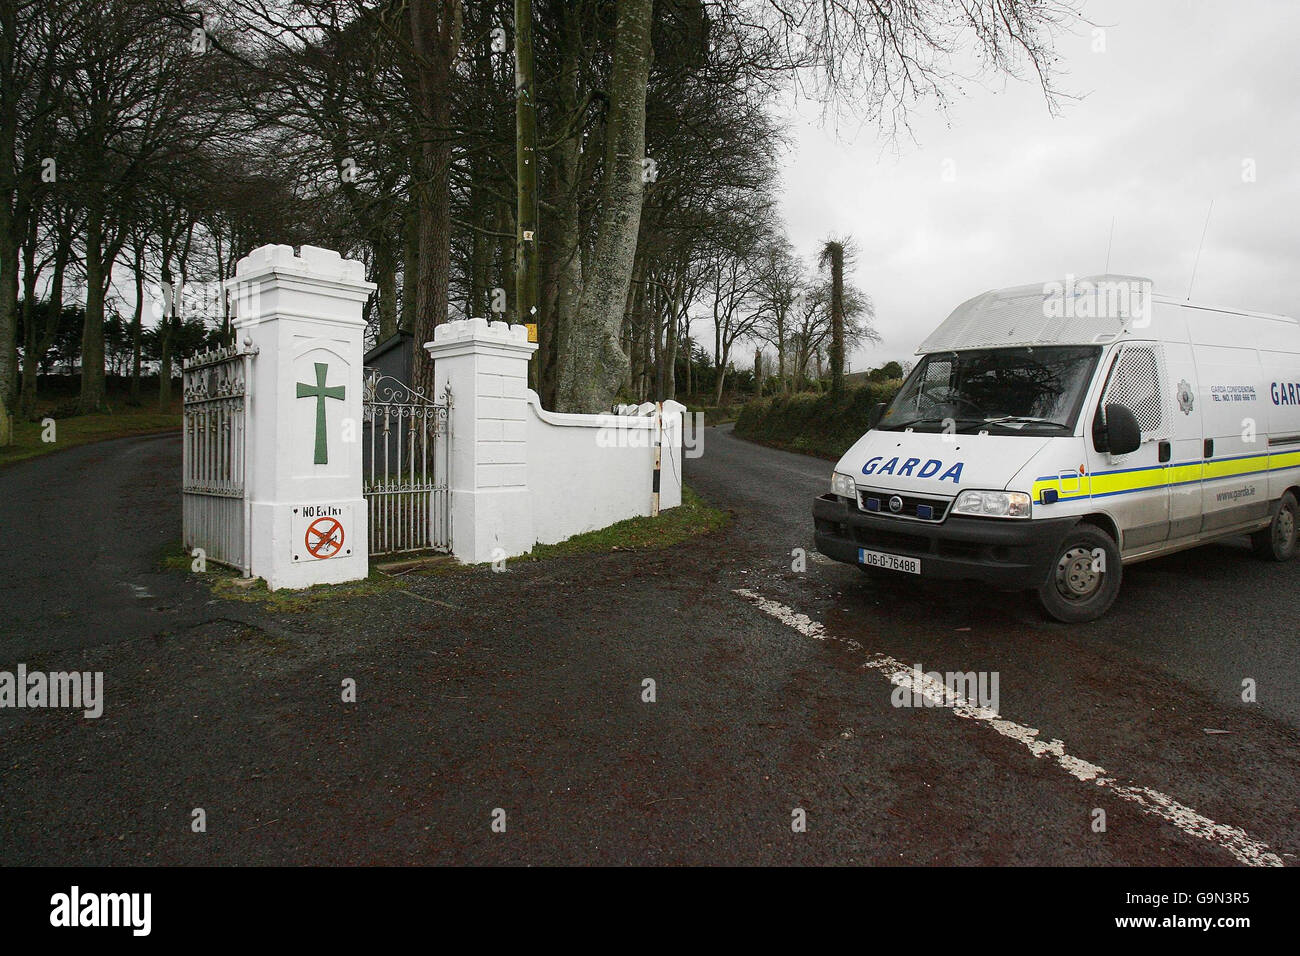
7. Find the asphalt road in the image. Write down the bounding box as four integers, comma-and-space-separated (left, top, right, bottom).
0, 428, 1296, 865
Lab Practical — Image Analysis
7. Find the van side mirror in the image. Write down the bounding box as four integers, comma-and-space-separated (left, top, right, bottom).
868, 402, 887, 429
1102, 403, 1142, 455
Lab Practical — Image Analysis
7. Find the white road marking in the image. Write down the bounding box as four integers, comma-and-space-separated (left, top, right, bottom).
733, 587, 1284, 868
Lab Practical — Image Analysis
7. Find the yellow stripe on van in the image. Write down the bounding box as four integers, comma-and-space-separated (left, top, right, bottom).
1165, 461, 1203, 486
1030, 447, 1300, 504
1088, 467, 1167, 497
1202, 453, 1270, 482
1269, 449, 1300, 471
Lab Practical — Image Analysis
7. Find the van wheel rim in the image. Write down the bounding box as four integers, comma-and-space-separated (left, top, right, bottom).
1276, 508, 1296, 549
1056, 546, 1101, 600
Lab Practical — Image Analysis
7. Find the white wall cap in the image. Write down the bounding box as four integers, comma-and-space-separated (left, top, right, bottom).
428, 317, 532, 345
234, 243, 369, 285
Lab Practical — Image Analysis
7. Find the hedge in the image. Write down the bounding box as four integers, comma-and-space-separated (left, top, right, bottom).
733, 382, 902, 460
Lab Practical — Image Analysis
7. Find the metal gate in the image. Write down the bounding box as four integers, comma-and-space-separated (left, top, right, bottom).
362, 370, 451, 556
182, 345, 253, 573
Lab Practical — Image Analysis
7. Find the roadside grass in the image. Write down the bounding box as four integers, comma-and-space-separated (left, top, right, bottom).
517, 485, 728, 562
159, 485, 728, 608
1, 411, 181, 467
159, 547, 412, 612
1, 380, 182, 468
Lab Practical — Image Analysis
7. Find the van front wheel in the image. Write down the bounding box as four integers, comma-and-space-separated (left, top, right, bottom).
1035, 524, 1122, 623
1251, 491, 1299, 561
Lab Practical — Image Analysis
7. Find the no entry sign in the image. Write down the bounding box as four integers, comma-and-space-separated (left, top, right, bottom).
291, 503, 354, 562
305, 516, 344, 558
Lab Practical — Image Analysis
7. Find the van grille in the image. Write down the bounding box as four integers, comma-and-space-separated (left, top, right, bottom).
857, 488, 952, 522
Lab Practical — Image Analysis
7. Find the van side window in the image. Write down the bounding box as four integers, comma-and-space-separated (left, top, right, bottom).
1095, 346, 1163, 450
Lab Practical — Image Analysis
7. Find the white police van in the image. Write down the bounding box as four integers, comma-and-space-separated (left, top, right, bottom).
813, 275, 1300, 622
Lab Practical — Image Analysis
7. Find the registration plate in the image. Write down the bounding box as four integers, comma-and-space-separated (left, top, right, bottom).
858, 548, 921, 575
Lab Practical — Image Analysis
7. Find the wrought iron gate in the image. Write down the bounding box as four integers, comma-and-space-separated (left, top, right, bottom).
362, 370, 451, 556
182, 345, 253, 573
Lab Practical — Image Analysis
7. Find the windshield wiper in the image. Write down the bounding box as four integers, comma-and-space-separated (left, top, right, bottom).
980, 416, 1071, 430
888, 416, 986, 431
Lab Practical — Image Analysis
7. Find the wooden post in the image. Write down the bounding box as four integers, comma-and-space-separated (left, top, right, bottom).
515, 0, 539, 329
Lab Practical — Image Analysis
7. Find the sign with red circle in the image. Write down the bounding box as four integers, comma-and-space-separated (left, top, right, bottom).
304, 516, 344, 559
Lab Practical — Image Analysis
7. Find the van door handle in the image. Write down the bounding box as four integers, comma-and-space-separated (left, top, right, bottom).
1204, 439, 1214, 459
1158, 440, 1171, 463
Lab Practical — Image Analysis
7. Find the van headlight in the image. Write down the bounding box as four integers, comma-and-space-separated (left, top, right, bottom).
831, 472, 858, 499
952, 490, 1032, 518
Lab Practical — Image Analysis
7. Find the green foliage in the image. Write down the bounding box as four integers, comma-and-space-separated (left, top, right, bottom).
734, 381, 902, 460
685, 404, 742, 425
867, 360, 903, 382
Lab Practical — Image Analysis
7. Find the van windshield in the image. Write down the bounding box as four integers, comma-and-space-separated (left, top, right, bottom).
879, 346, 1101, 434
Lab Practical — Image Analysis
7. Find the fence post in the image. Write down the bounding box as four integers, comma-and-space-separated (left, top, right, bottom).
424, 318, 538, 564
229, 244, 374, 590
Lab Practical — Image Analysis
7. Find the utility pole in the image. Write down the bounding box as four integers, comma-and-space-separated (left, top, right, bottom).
515, 0, 539, 330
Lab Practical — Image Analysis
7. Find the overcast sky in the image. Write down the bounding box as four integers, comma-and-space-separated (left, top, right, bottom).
770, 0, 1300, 372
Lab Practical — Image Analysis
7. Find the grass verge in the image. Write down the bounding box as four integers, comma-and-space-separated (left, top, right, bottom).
159, 484, 728, 607
159, 547, 413, 612
1, 410, 181, 468
520, 485, 728, 562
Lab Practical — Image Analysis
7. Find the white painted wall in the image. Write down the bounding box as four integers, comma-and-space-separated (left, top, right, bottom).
527, 397, 683, 546
425, 318, 685, 563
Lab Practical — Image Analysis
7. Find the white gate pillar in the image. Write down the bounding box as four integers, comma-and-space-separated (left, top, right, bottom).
424, 318, 537, 563
229, 244, 374, 590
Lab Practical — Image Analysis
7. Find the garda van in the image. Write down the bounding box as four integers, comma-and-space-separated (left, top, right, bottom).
813, 274, 1300, 622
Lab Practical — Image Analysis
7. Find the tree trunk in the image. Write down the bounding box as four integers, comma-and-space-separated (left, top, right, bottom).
406, 1, 461, 398
542, 10, 584, 408
400, 203, 418, 334
158, 264, 174, 409
27, 236, 64, 413
660, 278, 680, 401
828, 246, 845, 398
555, 0, 654, 413
129, 258, 144, 404
79, 205, 108, 413
373, 238, 398, 342
683, 326, 691, 398
713, 341, 730, 406
17, 215, 37, 415
0, 201, 16, 442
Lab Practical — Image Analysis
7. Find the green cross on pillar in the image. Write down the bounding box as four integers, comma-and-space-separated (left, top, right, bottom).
296, 362, 346, 464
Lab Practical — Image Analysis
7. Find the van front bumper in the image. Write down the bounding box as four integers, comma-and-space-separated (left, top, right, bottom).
812, 493, 1077, 590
